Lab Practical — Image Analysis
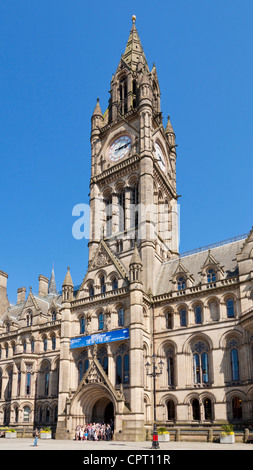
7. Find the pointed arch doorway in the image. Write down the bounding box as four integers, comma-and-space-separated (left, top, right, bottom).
91, 397, 114, 424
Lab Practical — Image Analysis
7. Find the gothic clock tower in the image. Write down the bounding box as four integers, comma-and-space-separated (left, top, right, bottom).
88, 15, 179, 295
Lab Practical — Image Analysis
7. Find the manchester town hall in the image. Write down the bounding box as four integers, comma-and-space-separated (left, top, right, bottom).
0, 17, 253, 441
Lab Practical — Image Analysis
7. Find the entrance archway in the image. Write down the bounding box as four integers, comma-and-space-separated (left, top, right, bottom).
91, 397, 114, 424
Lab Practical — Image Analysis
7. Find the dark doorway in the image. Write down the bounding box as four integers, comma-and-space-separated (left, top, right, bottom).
104, 401, 114, 424
91, 398, 114, 424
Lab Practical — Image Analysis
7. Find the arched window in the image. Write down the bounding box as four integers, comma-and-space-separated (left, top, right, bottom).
0, 369, 2, 398
26, 371, 31, 395
51, 311, 57, 322
98, 312, 104, 330
78, 351, 89, 384
7, 369, 13, 399
192, 341, 209, 384
167, 400, 175, 421
207, 268, 216, 283
52, 335, 56, 350
88, 284, 94, 297
105, 195, 112, 237
43, 337, 47, 352
194, 305, 202, 324
166, 349, 175, 386
45, 406, 50, 423
226, 298, 235, 318
232, 396, 242, 419
130, 183, 139, 230
23, 406, 31, 422
231, 347, 239, 381
180, 308, 187, 327
192, 398, 200, 420
23, 340, 27, 353
100, 276, 106, 294
17, 368, 21, 396
165, 312, 173, 329
118, 308, 124, 327
45, 371, 49, 396
112, 277, 118, 290
97, 347, 108, 375
204, 398, 213, 420
116, 344, 129, 384
31, 339, 34, 353
80, 316, 85, 334
26, 311, 32, 326
118, 190, 125, 232
177, 276, 186, 290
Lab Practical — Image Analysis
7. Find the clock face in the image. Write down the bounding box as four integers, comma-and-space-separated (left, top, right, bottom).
108, 135, 131, 162
155, 142, 166, 172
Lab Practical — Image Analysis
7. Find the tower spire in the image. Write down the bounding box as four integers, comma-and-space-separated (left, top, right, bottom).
122, 15, 149, 72
48, 264, 57, 294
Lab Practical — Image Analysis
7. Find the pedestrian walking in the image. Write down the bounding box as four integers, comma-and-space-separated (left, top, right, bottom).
33, 428, 39, 447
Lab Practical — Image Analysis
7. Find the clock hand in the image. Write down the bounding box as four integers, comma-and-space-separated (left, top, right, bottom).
115, 142, 130, 153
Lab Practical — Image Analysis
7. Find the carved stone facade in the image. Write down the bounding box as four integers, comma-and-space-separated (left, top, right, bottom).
0, 17, 253, 441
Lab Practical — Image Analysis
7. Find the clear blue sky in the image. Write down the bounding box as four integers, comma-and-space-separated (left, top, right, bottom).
0, 0, 252, 303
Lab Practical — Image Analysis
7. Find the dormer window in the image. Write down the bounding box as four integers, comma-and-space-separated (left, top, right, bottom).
26, 311, 32, 327
207, 268, 216, 283
177, 276, 186, 291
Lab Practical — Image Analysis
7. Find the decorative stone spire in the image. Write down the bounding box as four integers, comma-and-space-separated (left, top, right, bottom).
48, 264, 57, 294
122, 15, 149, 72
92, 97, 103, 118
165, 115, 175, 135
62, 267, 73, 288
129, 244, 143, 284
62, 267, 74, 303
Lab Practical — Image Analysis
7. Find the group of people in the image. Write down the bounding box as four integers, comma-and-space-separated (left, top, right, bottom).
75, 421, 114, 441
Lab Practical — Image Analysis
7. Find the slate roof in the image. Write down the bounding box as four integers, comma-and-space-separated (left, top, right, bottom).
155, 238, 245, 296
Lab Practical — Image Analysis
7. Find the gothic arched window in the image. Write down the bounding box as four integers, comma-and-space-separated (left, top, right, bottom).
177, 276, 186, 290
207, 268, 216, 283
192, 398, 200, 421
232, 396, 242, 419
105, 195, 112, 237
226, 298, 235, 318
231, 347, 239, 381
192, 341, 209, 384
194, 305, 202, 324
78, 350, 89, 384
118, 308, 124, 327
98, 312, 104, 330
166, 348, 175, 387
180, 308, 187, 327
116, 344, 129, 384
97, 347, 108, 375
166, 312, 173, 330
100, 276, 106, 294
51, 310, 57, 322
204, 398, 213, 420
167, 400, 175, 421
88, 283, 94, 297
52, 335, 56, 350
118, 190, 125, 232
112, 277, 118, 290
80, 316, 85, 334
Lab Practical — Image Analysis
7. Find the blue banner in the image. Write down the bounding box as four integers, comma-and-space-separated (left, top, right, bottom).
70, 328, 129, 349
